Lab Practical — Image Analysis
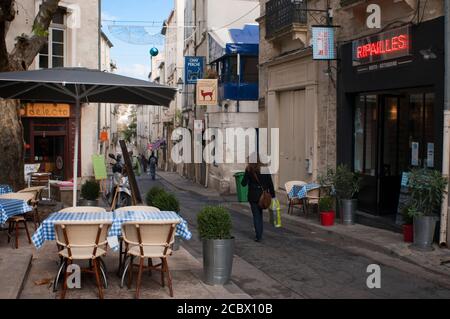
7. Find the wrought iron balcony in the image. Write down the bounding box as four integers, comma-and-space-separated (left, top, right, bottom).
265, 0, 308, 39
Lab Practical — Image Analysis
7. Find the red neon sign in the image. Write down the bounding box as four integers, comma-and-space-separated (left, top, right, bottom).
356, 34, 409, 59
353, 26, 412, 66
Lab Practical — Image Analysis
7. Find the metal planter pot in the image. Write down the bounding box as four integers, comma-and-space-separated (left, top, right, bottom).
413, 216, 437, 251
202, 238, 234, 285
77, 199, 99, 207
340, 199, 357, 225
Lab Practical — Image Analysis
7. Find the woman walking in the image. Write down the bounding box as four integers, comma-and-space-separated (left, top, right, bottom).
241, 159, 276, 242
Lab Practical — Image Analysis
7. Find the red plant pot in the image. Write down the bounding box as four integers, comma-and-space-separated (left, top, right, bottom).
320, 211, 335, 226
403, 224, 414, 243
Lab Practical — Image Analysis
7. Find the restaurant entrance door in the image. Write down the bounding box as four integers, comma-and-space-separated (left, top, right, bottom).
354, 90, 435, 215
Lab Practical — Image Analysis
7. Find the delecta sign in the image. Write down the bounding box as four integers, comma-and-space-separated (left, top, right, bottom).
352, 26, 411, 66
185, 56, 204, 84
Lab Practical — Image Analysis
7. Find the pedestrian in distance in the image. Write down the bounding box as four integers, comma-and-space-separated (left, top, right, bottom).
140, 153, 148, 174
130, 151, 142, 178
241, 156, 276, 243
148, 151, 158, 181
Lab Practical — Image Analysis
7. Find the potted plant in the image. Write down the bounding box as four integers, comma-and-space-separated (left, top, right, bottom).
319, 196, 335, 226
401, 204, 414, 243
197, 206, 234, 285
145, 186, 166, 206
333, 165, 361, 225
79, 180, 100, 206
152, 191, 183, 250
408, 168, 447, 251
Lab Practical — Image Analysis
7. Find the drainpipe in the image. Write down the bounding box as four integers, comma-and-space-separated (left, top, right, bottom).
97, 0, 102, 145
440, 0, 450, 247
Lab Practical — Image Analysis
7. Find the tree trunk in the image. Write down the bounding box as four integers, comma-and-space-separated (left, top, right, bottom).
0, 99, 24, 190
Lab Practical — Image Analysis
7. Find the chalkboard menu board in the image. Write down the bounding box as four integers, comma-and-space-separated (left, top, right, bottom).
396, 172, 411, 225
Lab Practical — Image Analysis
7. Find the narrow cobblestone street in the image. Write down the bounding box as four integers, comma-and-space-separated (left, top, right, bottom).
139, 174, 450, 299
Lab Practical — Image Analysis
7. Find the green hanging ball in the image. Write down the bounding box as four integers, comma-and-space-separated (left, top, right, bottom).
150, 47, 159, 57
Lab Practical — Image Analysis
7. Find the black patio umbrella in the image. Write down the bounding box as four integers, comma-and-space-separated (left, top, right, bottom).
0, 67, 176, 206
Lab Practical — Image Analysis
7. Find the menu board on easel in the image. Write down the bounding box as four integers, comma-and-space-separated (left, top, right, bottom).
119, 140, 143, 205
396, 172, 411, 225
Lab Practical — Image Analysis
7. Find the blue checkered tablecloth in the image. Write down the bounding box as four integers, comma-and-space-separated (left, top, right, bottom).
110, 211, 192, 241
0, 198, 33, 225
0, 185, 13, 195
288, 183, 321, 199
32, 212, 114, 249
32, 210, 192, 249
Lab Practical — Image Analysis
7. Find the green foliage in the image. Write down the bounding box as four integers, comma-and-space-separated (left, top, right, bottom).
152, 191, 180, 213
319, 196, 334, 212
401, 204, 414, 225
145, 186, 166, 206
32, 25, 49, 37
318, 168, 335, 196
81, 180, 100, 200
407, 168, 447, 217
332, 165, 361, 200
197, 206, 232, 240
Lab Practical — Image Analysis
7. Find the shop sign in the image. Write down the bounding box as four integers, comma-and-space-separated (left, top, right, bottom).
312, 26, 336, 60
196, 79, 218, 106
352, 26, 411, 66
22, 103, 71, 118
185, 56, 205, 84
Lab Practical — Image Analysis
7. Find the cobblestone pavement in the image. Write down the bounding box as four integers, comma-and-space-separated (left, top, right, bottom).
144, 174, 450, 299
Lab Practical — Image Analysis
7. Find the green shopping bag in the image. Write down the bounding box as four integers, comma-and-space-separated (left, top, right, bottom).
269, 199, 282, 228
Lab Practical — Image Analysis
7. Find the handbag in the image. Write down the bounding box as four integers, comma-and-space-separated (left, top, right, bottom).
253, 172, 272, 209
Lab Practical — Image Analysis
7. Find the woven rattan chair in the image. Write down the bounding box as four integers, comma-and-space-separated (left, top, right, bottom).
54, 221, 112, 299
120, 220, 179, 299
1, 192, 35, 249
19, 186, 45, 229
115, 206, 161, 275
59, 207, 107, 213
285, 181, 307, 215
115, 206, 161, 213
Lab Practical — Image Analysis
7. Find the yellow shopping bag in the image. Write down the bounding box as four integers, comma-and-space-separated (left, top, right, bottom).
269, 199, 282, 228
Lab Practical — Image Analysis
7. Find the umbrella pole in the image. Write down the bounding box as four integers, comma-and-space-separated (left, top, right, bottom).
73, 98, 80, 207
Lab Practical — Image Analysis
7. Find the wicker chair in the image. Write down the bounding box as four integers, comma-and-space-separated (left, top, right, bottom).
59, 207, 107, 213
54, 221, 112, 299
120, 220, 179, 299
19, 186, 45, 229
285, 181, 307, 215
115, 206, 161, 213
0, 192, 35, 249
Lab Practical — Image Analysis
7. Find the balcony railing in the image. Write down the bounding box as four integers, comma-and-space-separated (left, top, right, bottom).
265, 0, 308, 39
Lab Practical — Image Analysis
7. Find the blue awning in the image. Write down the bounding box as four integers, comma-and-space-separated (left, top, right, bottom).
209, 24, 259, 62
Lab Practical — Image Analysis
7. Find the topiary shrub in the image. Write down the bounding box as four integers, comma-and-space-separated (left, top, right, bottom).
81, 180, 100, 201
197, 206, 232, 240
152, 192, 180, 212
145, 186, 166, 206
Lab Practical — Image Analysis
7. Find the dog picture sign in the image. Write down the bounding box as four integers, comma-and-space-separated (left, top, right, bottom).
196, 79, 218, 106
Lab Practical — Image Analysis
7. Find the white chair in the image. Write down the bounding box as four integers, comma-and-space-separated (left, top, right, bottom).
19, 186, 46, 229
115, 206, 160, 213
59, 207, 107, 213
120, 220, 179, 299
285, 181, 307, 215
1, 192, 35, 249
54, 221, 112, 299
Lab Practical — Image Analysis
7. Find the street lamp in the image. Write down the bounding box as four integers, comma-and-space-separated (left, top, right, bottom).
177, 77, 184, 93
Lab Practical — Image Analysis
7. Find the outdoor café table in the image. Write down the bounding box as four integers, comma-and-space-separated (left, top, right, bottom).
288, 183, 321, 200
0, 198, 33, 226
0, 185, 13, 195
32, 211, 114, 249
110, 210, 192, 240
